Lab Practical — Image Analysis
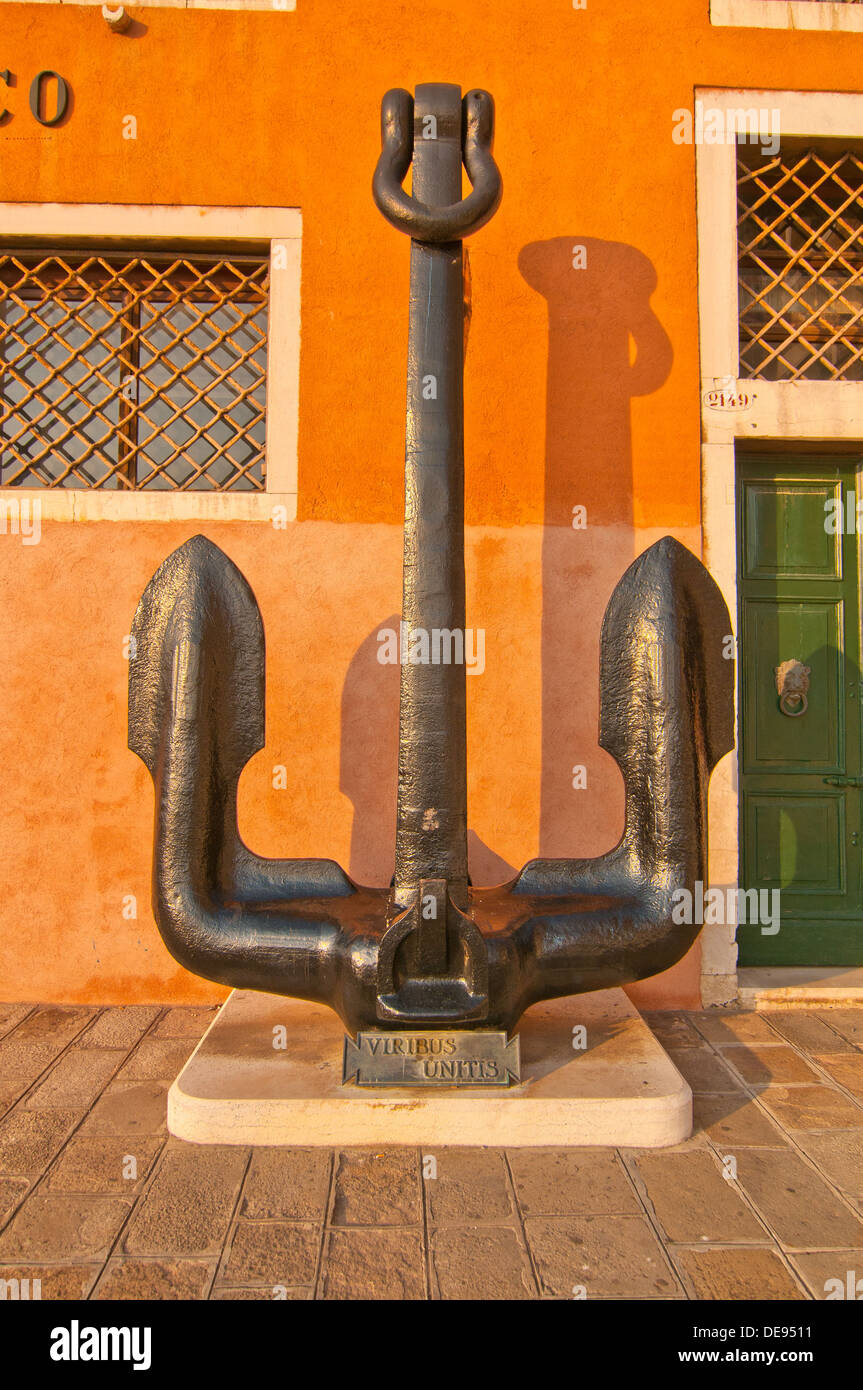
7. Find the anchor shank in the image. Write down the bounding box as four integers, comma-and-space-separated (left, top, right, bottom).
394, 83, 469, 904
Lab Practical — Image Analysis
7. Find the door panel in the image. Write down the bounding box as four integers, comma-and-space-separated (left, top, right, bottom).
742, 480, 843, 580
746, 793, 845, 898
737, 456, 863, 965
741, 599, 843, 772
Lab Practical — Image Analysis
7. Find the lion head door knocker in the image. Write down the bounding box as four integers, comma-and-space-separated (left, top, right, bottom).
127, 84, 735, 1083
775, 659, 811, 718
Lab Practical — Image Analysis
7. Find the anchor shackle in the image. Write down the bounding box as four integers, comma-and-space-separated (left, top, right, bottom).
372, 85, 502, 241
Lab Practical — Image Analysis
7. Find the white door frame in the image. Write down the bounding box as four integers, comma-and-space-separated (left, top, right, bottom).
697, 88, 863, 1001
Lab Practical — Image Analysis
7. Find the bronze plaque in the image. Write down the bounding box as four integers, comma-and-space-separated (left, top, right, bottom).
343, 1030, 520, 1087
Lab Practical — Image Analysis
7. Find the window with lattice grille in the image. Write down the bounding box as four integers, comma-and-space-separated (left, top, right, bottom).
0, 248, 269, 489
737, 147, 863, 381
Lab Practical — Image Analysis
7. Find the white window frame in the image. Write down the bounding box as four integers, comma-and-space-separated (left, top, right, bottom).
697, 88, 863, 999
0, 1, 296, 10
711, 0, 863, 33
0, 201, 301, 520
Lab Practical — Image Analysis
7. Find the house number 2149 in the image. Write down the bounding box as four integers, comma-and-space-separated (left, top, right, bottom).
0, 70, 70, 127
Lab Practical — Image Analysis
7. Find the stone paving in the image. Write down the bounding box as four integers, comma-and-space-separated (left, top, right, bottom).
1, 999, 863, 1299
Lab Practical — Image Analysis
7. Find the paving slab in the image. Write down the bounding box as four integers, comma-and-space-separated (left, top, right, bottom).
692, 1013, 780, 1046
0, 1109, 82, 1179
45, 1137, 164, 1194
629, 1150, 767, 1243
757, 1083, 863, 1132
789, 1251, 863, 1300
152, 1007, 220, 1039
121, 1142, 248, 1257
168, 989, 692, 1148
23, 1049, 125, 1111
0, 1177, 28, 1225
0, 1263, 101, 1300
212, 1284, 312, 1300
0, 1039, 74, 1111
12, 1006, 96, 1045
221, 1220, 319, 1285
0, 1194, 132, 1262
430, 1224, 536, 1299
82, 1007, 160, 1050
93, 1258, 214, 1300
733, 1149, 863, 1250
322, 1227, 426, 1300
672, 1246, 805, 1300
664, 1047, 743, 1095
824, 1010, 863, 1047
811, 1055, 863, 1099
641, 1012, 705, 1049
0, 1004, 32, 1039
764, 1011, 860, 1055
692, 1095, 788, 1148
507, 1148, 641, 1216
717, 1044, 821, 1089
115, 1038, 199, 1082
331, 1149, 422, 1226
524, 1213, 681, 1299
420, 1147, 515, 1223
78, 1080, 169, 1138
239, 1148, 331, 1221
792, 1131, 863, 1205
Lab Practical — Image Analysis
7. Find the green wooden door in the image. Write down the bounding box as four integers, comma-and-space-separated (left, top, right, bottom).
738, 456, 863, 965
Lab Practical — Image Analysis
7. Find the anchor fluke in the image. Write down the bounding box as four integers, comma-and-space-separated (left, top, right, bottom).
128, 533, 264, 779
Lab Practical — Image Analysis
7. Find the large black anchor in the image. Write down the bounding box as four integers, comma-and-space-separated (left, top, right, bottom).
128, 83, 734, 1037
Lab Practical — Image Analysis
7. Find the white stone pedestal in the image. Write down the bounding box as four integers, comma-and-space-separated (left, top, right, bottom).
168, 988, 691, 1147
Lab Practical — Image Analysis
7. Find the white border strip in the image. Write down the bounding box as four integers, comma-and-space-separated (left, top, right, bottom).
711, 0, 863, 31
0, 202, 300, 242
0, 1, 297, 10
3, 489, 295, 520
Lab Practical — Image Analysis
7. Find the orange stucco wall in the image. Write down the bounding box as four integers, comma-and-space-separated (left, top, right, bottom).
2, 0, 862, 1008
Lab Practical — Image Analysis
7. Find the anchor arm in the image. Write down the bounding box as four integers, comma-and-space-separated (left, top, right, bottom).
148, 681, 353, 1000
511, 536, 734, 1001
128, 535, 356, 1001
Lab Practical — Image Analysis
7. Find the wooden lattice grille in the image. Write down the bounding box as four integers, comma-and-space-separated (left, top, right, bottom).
0, 248, 268, 489
738, 148, 863, 381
